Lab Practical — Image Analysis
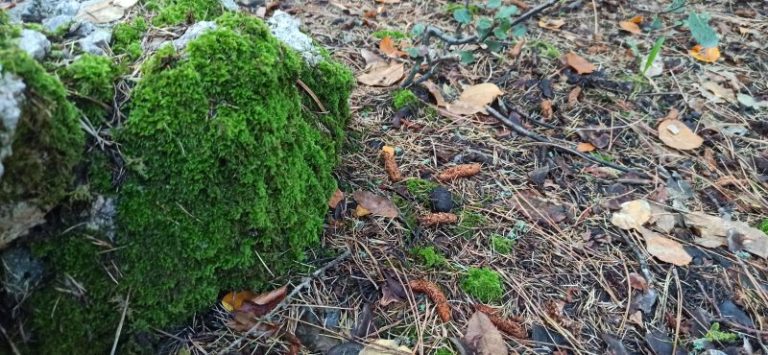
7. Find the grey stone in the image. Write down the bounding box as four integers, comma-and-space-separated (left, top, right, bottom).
79, 28, 112, 55
71, 21, 97, 38
55, 0, 82, 16
268, 10, 322, 66
86, 195, 117, 241
42, 14, 74, 33
0, 67, 26, 180
219, 0, 239, 11
1, 247, 44, 301
17, 29, 51, 60
173, 21, 217, 51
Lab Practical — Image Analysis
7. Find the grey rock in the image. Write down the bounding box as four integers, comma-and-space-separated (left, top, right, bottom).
79, 28, 112, 55
55, 0, 82, 16
173, 21, 217, 51
42, 14, 74, 33
17, 29, 51, 60
268, 10, 322, 66
219, 0, 239, 11
86, 195, 117, 242
0, 67, 26, 180
71, 21, 97, 38
1, 247, 44, 301
0, 202, 46, 249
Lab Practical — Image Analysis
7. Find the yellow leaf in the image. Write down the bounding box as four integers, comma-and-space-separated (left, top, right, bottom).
221, 291, 256, 312
689, 45, 720, 63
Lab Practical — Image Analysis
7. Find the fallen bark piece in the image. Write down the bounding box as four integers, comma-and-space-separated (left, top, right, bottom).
381, 146, 403, 182
437, 163, 482, 182
475, 304, 527, 338
418, 212, 458, 227
409, 279, 452, 322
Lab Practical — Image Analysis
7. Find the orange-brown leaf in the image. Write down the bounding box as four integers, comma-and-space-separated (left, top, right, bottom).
418, 212, 458, 227
689, 45, 720, 63
567, 86, 581, 108
221, 290, 257, 312
379, 36, 407, 58
436, 163, 481, 182
328, 189, 344, 209
475, 304, 527, 338
410, 279, 452, 322
564, 52, 596, 74
619, 21, 642, 34
576, 142, 596, 152
509, 38, 526, 58
353, 191, 399, 218
629, 15, 643, 24
540, 99, 553, 119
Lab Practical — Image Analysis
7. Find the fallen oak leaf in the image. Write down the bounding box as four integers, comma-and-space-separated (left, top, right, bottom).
638, 227, 692, 266
436, 163, 481, 182
410, 279, 452, 322
474, 304, 526, 338
353, 191, 399, 218
538, 18, 565, 31
657, 119, 703, 150
610, 200, 652, 230
418, 212, 458, 227
328, 189, 344, 209
564, 52, 596, 74
445, 83, 503, 116
379, 36, 407, 58
464, 311, 509, 355
357, 62, 404, 87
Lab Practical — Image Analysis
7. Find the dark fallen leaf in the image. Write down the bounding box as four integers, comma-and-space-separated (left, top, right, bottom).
511, 190, 571, 227
380, 272, 407, 306
690, 307, 713, 338
601, 333, 629, 355
390, 107, 412, 129
295, 308, 342, 353
531, 324, 569, 350
327, 342, 364, 355
645, 329, 686, 355
528, 166, 551, 186
719, 300, 754, 328
352, 303, 377, 338
630, 289, 658, 315
539, 79, 554, 99
237, 285, 288, 318
628, 273, 648, 291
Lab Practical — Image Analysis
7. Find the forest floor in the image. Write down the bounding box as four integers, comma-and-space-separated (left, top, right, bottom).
186, 0, 768, 354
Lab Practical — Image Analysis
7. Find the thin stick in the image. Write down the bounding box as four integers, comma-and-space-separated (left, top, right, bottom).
222, 248, 352, 352
110, 292, 130, 355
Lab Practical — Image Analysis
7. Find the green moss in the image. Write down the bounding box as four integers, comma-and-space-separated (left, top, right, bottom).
759, 219, 768, 234
411, 246, 446, 269
405, 178, 438, 202
372, 29, 409, 40
0, 16, 84, 207
589, 151, 614, 163
456, 211, 487, 237
705, 323, 739, 343
435, 348, 456, 355
392, 195, 418, 231
112, 18, 147, 61
530, 40, 561, 59
58, 54, 119, 122
491, 234, 515, 254
462, 267, 504, 303
151, 0, 223, 26
393, 88, 419, 109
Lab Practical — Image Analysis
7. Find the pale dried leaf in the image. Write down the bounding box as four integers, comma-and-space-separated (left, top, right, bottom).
357, 62, 404, 87
361, 49, 387, 70
564, 52, 596, 74
446, 83, 503, 116
76, 0, 138, 23
360, 339, 411, 355
639, 227, 692, 266
700, 81, 736, 103
610, 200, 651, 230
464, 312, 509, 355
422, 81, 447, 107
538, 18, 565, 30
353, 191, 399, 218
619, 21, 642, 34
683, 213, 768, 258
657, 120, 703, 150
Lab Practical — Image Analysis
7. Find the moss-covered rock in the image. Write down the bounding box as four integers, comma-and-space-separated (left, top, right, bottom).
26, 12, 353, 353
58, 54, 119, 123
0, 14, 84, 247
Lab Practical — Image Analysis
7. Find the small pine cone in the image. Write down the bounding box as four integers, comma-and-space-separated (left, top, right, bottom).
418, 212, 458, 227
475, 304, 527, 338
409, 279, 452, 322
381, 147, 403, 182
436, 163, 481, 182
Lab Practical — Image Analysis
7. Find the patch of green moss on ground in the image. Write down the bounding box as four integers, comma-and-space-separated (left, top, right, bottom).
392, 88, 419, 109
372, 29, 409, 40
405, 178, 438, 203
462, 267, 504, 303
758, 219, 768, 235
0, 15, 84, 207
705, 323, 739, 343
112, 18, 147, 61
456, 210, 487, 237
411, 246, 446, 268
58, 54, 119, 122
150, 0, 223, 26
491, 234, 515, 254
116, 11, 352, 331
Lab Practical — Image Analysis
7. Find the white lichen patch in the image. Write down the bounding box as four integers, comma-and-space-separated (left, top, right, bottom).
268, 10, 322, 66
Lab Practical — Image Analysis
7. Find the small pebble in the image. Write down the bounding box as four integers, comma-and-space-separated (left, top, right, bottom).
429, 187, 453, 213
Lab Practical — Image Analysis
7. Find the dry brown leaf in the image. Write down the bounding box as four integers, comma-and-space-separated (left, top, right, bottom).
509, 38, 526, 58
445, 83, 503, 115
76, 0, 138, 23
381, 146, 403, 182
576, 142, 596, 152
355, 205, 371, 217
564, 52, 596, 74
464, 311, 509, 355
328, 189, 344, 209
410, 279, 452, 322
379, 37, 407, 58
619, 21, 642, 34
353, 191, 399, 218
538, 18, 565, 31
360, 339, 412, 355
629, 15, 644, 24
418, 212, 458, 226
474, 304, 526, 338
628, 311, 644, 327
221, 290, 257, 312
361, 49, 387, 70
690, 45, 720, 63
610, 200, 651, 230
683, 212, 768, 258
628, 273, 648, 291
639, 227, 692, 266
540, 99, 553, 119
657, 120, 703, 151
700, 81, 736, 103
567, 86, 581, 108
509, 0, 529, 9
357, 62, 404, 87
422, 81, 447, 107
436, 163, 482, 182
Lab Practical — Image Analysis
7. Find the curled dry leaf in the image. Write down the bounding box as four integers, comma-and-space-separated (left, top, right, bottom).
628, 272, 648, 291
381, 146, 403, 182
475, 304, 526, 338
638, 227, 692, 266
564, 52, 596, 74
436, 163, 482, 182
418, 212, 458, 227
464, 311, 509, 355
328, 189, 344, 209
410, 279, 452, 322
422, 81, 447, 107
576, 142, 596, 152
357, 62, 405, 87
379, 37, 407, 58
540, 99, 553, 119
657, 120, 703, 151
610, 200, 652, 230
353, 191, 399, 218
509, 38, 526, 58
221, 290, 257, 312
445, 83, 503, 116
689, 45, 720, 63
619, 21, 642, 34
538, 18, 565, 31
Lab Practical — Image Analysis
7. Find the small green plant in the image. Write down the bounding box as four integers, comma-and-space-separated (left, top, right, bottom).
462, 267, 504, 303
435, 348, 455, 355
491, 234, 515, 254
112, 18, 148, 61
372, 29, 409, 40
392, 89, 419, 109
641, 36, 665, 77
704, 323, 739, 343
758, 219, 768, 234
412, 246, 446, 268
456, 211, 487, 237
589, 151, 614, 163
530, 40, 561, 59
405, 178, 439, 202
